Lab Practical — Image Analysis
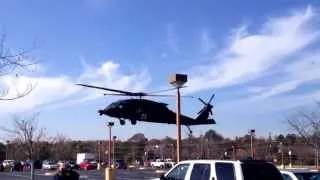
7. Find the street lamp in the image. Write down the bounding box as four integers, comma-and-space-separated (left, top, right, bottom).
248, 129, 255, 159
6, 140, 10, 160
98, 141, 102, 170
107, 122, 114, 168
288, 150, 292, 168
232, 145, 236, 160
169, 73, 187, 163
279, 142, 284, 169
113, 136, 117, 167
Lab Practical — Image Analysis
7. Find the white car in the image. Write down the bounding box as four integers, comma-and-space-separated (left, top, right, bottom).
42, 161, 58, 170
2, 160, 14, 168
152, 159, 283, 180
151, 159, 167, 169
281, 169, 320, 180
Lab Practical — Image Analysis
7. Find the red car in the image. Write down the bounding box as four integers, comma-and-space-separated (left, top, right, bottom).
79, 160, 97, 170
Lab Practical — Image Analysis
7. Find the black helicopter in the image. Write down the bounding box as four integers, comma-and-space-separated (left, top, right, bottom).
76, 84, 216, 128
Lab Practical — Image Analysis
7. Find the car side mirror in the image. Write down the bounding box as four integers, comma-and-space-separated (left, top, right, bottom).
160, 174, 167, 180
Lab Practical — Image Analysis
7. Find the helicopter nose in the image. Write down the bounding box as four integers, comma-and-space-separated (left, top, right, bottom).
98, 109, 105, 116
100, 106, 114, 116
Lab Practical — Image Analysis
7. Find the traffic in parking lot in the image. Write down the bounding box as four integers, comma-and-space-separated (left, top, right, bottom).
0, 169, 161, 180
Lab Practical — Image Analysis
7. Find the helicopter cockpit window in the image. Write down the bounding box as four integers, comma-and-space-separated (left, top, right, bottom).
109, 102, 120, 108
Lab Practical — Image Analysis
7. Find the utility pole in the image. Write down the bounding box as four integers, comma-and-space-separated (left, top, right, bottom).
107, 122, 114, 168
200, 135, 203, 159
98, 141, 102, 170
279, 142, 284, 169
288, 150, 292, 168
315, 148, 319, 169
249, 129, 255, 159
113, 136, 117, 167
169, 74, 187, 163
232, 145, 236, 160
5, 140, 10, 160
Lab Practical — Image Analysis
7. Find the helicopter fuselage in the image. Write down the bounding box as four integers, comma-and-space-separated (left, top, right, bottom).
99, 99, 205, 125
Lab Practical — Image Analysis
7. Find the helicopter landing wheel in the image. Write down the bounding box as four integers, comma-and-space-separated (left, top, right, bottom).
131, 120, 137, 125
120, 119, 125, 125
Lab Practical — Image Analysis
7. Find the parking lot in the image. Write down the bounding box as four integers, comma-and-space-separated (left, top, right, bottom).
0, 169, 162, 180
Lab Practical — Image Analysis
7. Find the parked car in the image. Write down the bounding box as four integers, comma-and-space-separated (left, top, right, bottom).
79, 160, 97, 170
114, 159, 127, 169
42, 161, 58, 170
66, 161, 79, 170
153, 159, 283, 180
151, 159, 171, 169
2, 160, 14, 168
10, 161, 23, 172
281, 169, 320, 180
0, 161, 4, 171
164, 158, 175, 168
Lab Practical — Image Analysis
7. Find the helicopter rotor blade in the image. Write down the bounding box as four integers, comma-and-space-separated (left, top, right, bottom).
76, 83, 135, 95
197, 107, 205, 114
198, 98, 207, 105
103, 93, 132, 96
77, 83, 193, 98
146, 94, 194, 98
208, 94, 215, 104
147, 86, 187, 94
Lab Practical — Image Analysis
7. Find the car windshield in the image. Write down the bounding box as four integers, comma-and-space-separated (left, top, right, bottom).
241, 162, 283, 180
294, 172, 320, 180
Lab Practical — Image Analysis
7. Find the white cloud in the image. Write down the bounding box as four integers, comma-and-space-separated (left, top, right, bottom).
186, 6, 320, 95
200, 30, 215, 54
252, 52, 320, 99
0, 60, 151, 115
166, 24, 179, 53
218, 90, 320, 117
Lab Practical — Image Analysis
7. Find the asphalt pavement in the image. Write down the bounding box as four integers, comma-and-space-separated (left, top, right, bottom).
0, 169, 162, 180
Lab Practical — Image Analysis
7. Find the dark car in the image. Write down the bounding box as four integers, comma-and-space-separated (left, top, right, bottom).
11, 161, 23, 172
114, 159, 127, 169
0, 162, 4, 172
25, 160, 43, 169
33, 160, 43, 169
66, 161, 79, 170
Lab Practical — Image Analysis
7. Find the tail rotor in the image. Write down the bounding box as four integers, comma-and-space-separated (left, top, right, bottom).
196, 93, 215, 120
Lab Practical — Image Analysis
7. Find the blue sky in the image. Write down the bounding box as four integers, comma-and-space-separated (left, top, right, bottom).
0, 0, 319, 141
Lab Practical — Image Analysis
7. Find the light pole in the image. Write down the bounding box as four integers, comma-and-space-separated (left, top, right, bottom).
224, 151, 228, 159
279, 142, 284, 169
232, 145, 236, 160
169, 74, 187, 163
98, 141, 102, 170
107, 122, 114, 168
6, 140, 10, 160
113, 136, 117, 167
288, 150, 292, 168
248, 129, 255, 159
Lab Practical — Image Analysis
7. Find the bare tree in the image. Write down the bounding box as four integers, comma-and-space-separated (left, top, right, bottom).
286, 101, 320, 168
0, 113, 45, 180
0, 33, 37, 100
51, 133, 74, 161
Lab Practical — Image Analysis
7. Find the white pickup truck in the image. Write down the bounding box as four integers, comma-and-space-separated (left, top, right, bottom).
153, 159, 283, 180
